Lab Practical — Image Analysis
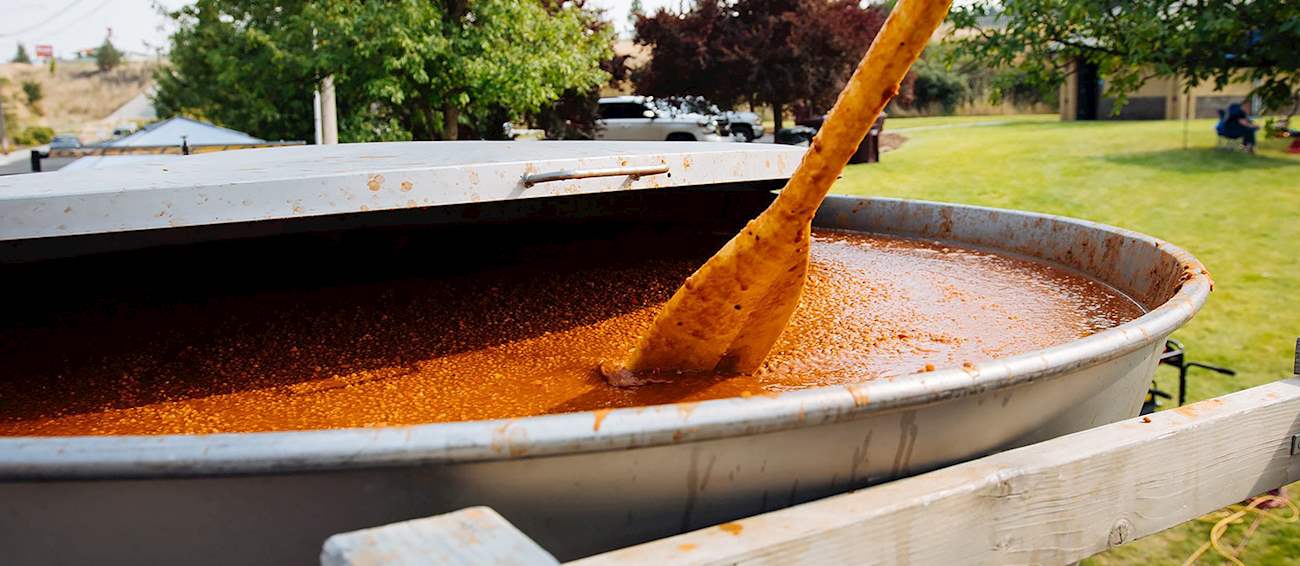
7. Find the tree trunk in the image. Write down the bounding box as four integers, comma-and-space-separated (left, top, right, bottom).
0, 96, 9, 154
772, 101, 784, 131
443, 103, 460, 140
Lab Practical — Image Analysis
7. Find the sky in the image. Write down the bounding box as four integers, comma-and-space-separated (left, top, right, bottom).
3, 0, 973, 59
0, 0, 687, 61
0, 0, 192, 60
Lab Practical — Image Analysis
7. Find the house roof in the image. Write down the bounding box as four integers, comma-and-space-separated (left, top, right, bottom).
61, 117, 265, 172
109, 116, 265, 147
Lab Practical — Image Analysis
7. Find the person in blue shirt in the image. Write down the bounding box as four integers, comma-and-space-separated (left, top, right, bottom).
1216, 101, 1260, 153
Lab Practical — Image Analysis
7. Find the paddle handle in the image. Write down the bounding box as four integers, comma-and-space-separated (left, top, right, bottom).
773, 0, 952, 218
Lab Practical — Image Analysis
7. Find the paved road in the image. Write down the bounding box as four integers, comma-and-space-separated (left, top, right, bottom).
105, 90, 157, 123
0, 91, 158, 176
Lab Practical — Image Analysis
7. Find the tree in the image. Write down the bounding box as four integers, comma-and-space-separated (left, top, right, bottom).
628, 0, 644, 27
633, 0, 887, 129
96, 37, 123, 73
21, 80, 43, 116
12, 44, 31, 64
530, 0, 630, 140
947, 0, 1300, 114
153, 0, 611, 142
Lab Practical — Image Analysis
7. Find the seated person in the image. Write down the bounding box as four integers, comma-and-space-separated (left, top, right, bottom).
1216, 101, 1261, 153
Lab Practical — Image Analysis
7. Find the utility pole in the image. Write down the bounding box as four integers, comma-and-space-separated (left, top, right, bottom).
0, 96, 9, 155
313, 88, 323, 145
311, 25, 338, 145
320, 75, 338, 144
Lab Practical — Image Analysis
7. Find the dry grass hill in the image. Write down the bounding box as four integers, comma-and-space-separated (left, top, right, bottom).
1, 60, 155, 145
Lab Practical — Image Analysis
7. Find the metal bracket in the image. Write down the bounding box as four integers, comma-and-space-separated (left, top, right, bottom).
521, 164, 670, 187
1293, 338, 1299, 377
1291, 434, 1300, 456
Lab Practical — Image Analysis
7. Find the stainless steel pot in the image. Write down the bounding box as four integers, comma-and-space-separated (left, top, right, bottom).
0, 142, 1209, 565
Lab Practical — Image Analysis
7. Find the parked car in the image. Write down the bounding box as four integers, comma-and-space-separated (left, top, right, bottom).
596, 96, 729, 142
774, 125, 816, 146
49, 135, 82, 150
723, 110, 765, 142
659, 96, 766, 142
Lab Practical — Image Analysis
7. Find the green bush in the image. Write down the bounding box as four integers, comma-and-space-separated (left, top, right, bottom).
911, 58, 969, 114
21, 81, 42, 105
13, 126, 55, 146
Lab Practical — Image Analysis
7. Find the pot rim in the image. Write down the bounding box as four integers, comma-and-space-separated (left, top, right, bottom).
0, 196, 1210, 480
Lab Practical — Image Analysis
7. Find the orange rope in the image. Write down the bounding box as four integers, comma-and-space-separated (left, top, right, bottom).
1182, 493, 1298, 566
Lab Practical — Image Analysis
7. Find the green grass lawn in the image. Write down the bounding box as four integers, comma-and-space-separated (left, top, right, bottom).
834, 115, 1300, 565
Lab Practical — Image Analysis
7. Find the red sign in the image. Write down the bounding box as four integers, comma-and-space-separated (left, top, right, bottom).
34, 45, 53, 58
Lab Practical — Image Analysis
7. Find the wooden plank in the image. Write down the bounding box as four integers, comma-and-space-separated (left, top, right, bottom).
322, 380, 1300, 565
321, 506, 559, 566
573, 379, 1300, 565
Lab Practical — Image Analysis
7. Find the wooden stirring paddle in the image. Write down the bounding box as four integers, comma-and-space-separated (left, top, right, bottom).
603, 0, 952, 386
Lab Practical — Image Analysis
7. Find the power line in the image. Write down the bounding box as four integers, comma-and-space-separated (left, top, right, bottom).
35, 0, 115, 41
0, 0, 87, 38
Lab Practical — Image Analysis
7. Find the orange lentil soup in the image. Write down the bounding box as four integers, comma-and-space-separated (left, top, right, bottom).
0, 229, 1143, 436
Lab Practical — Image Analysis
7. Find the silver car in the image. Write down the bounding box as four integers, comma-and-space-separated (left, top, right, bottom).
49, 135, 82, 150
595, 96, 730, 142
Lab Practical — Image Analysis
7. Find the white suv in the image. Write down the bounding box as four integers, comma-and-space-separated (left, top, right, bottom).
595, 96, 730, 142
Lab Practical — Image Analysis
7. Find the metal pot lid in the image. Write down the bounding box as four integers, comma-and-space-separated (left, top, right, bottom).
0, 141, 806, 242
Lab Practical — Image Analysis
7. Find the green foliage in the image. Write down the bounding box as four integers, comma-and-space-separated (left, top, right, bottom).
12, 126, 54, 146
153, 0, 611, 142
894, 44, 1056, 115
947, 0, 1300, 114
12, 44, 31, 64
628, 0, 643, 26
96, 37, 123, 73
21, 80, 44, 116
21, 81, 42, 105
909, 58, 968, 114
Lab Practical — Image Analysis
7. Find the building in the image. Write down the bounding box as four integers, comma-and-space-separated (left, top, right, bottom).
1060, 60, 1255, 121
61, 116, 265, 171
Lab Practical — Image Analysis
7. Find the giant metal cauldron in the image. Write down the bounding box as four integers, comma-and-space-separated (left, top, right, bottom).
0, 142, 1210, 565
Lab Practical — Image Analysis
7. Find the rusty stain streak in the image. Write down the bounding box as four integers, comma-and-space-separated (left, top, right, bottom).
718, 522, 743, 536
592, 408, 613, 431
1174, 398, 1224, 418
846, 385, 870, 407
678, 543, 698, 552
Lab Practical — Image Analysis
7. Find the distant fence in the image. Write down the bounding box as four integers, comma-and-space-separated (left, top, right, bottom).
30, 141, 307, 172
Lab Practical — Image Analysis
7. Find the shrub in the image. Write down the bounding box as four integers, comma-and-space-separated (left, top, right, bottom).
13, 126, 55, 146
911, 58, 969, 114
22, 81, 43, 114
21, 81, 42, 104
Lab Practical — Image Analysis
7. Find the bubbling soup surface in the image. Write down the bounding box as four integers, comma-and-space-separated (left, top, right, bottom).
0, 229, 1143, 436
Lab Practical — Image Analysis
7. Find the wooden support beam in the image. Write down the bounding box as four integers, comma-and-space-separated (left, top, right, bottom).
321, 507, 559, 566
578, 379, 1300, 565
323, 379, 1300, 565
